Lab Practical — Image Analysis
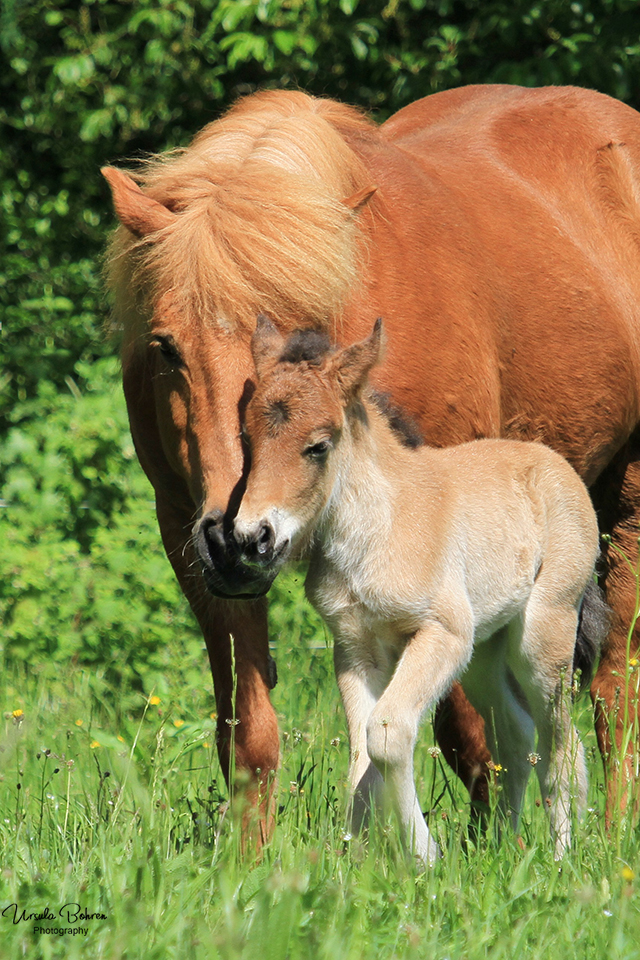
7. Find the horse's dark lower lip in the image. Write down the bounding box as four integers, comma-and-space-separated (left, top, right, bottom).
201, 564, 275, 600
206, 583, 271, 600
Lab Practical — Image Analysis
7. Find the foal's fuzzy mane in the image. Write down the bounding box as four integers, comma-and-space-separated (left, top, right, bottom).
106, 90, 378, 342
276, 328, 424, 449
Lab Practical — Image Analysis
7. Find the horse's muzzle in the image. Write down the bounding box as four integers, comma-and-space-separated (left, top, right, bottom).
195, 509, 280, 599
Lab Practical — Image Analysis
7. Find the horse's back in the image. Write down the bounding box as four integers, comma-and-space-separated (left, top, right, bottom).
382, 83, 640, 164
364, 87, 640, 479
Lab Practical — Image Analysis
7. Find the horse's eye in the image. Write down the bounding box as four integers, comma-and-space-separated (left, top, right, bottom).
304, 439, 331, 460
151, 335, 183, 368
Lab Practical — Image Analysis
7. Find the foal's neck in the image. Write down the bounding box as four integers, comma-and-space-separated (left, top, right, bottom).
320, 394, 412, 547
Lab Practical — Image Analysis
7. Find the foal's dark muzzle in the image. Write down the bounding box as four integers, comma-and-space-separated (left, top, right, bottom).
195, 509, 278, 599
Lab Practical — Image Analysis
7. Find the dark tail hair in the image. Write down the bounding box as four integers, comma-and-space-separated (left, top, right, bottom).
573, 580, 610, 693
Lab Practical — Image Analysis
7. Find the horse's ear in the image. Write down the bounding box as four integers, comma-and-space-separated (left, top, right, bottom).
252, 315, 285, 378
342, 185, 377, 213
329, 318, 384, 400
102, 166, 177, 237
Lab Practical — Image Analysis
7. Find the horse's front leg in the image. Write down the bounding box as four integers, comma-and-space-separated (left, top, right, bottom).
366, 621, 472, 867
156, 494, 279, 849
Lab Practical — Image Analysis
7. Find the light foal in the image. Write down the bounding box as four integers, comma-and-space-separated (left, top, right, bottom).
234, 317, 605, 863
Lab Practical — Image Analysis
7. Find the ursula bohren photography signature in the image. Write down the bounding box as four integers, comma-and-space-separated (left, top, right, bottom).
2, 902, 107, 936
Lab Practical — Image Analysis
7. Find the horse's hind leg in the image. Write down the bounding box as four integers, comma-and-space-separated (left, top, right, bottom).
590, 432, 640, 825
433, 683, 492, 812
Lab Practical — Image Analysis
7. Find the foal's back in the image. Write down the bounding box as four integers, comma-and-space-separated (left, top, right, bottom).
376, 435, 598, 634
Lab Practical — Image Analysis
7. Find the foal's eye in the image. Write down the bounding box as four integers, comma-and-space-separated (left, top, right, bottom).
304, 439, 332, 460
151, 335, 183, 368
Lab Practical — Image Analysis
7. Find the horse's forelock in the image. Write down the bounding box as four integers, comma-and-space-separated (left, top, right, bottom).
107, 91, 376, 340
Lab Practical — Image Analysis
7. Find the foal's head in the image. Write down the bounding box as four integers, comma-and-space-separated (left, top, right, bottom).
233, 316, 382, 594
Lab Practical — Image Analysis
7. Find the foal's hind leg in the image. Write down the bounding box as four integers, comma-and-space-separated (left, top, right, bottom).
461, 626, 536, 831
590, 434, 640, 825
510, 596, 587, 858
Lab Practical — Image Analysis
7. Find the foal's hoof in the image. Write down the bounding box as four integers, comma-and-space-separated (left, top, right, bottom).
414, 841, 441, 871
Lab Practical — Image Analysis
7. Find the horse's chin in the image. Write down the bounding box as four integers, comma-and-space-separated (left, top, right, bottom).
200, 564, 279, 601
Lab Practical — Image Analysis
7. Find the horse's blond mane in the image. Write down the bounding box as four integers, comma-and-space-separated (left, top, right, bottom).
106, 90, 377, 341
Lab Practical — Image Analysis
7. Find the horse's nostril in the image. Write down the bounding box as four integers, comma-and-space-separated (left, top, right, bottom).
256, 522, 275, 555
197, 510, 229, 566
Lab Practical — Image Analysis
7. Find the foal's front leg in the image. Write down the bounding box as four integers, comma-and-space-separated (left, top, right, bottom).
366, 620, 472, 867
333, 641, 389, 834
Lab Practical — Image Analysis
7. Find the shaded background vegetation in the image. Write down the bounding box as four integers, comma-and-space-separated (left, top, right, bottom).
2, 0, 640, 687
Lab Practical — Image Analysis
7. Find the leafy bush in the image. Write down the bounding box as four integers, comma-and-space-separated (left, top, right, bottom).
2, 0, 640, 685
0, 357, 204, 687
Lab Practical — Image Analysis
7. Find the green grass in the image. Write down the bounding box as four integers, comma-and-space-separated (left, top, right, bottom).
1, 569, 640, 960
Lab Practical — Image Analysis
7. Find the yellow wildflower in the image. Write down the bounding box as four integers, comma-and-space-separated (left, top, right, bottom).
622, 866, 634, 882
173, 719, 185, 728
90, 740, 100, 749
149, 695, 161, 706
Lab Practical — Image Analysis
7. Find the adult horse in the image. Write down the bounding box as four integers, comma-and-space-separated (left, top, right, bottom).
103, 84, 640, 840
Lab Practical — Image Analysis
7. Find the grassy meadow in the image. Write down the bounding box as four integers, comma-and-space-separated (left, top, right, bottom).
1, 562, 640, 960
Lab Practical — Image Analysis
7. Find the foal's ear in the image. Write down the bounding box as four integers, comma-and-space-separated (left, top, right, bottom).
329, 318, 384, 400
102, 167, 177, 238
252, 315, 286, 378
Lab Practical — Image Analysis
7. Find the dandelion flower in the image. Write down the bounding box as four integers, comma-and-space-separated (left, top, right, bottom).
149, 696, 161, 706
622, 866, 634, 882
75, 719, 83, 727
90, 740, 100, 749
173, 719, 185, 728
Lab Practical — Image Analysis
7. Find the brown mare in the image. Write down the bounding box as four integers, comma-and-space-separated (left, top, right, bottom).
235, 316, 604, 861
103, 84, 640, 841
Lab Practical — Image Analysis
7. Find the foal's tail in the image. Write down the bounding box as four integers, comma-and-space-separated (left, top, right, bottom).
573, 580, 610, 693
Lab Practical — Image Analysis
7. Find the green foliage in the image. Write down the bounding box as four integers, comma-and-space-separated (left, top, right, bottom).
0, 356, 204, 687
